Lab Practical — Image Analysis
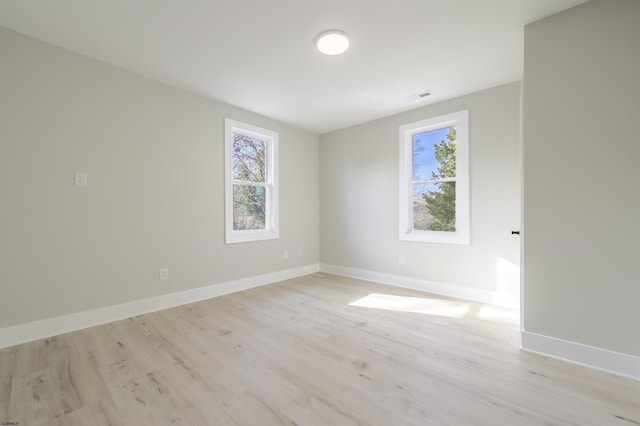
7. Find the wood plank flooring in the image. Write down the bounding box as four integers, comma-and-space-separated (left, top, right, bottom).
1, 272, 638, 425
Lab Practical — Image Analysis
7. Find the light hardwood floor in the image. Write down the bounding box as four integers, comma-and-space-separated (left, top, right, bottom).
1, 272, 639, 425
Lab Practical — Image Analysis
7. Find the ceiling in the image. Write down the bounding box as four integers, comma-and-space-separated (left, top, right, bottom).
0, 0, 588, 134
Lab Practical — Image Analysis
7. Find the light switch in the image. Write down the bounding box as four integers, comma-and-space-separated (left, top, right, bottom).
74, 172, 88, 187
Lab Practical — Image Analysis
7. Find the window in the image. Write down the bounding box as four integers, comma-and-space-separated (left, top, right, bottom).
399, 110, 469, 244
225, 118, 278, 244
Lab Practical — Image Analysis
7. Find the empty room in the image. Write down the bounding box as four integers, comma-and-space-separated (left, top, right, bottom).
1, 0, 639, 424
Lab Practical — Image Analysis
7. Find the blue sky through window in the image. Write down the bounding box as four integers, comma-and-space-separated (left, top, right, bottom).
412, 127, 451, 181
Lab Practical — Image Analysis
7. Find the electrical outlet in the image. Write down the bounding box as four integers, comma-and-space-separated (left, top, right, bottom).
74, 172, 88, 187
399, 255, 405, 265
283, 250, 288, 259
159, 268, 169, 281
297, 248, 302, 257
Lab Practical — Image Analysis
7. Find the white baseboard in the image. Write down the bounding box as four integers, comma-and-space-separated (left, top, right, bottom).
319, 263, 520, 309
319, 264, 639, 380
0, 264, 320, 350
6, 263, 635, 381
522, 331, 639, 381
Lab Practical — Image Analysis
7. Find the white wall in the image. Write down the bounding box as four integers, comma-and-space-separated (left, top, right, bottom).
523, 0, 640, 360
0, 27, 319, 330
320, 82, 521, 305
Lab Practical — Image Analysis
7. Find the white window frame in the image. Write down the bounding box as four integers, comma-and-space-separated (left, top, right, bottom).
399, 110, 469, 244
225, 118, 279, 244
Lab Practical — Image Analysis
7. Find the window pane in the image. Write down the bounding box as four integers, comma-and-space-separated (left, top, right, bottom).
412, 182, 456, 231
233, 133, 265, 182
233, 184, 266, 230
412, 127, 456, 181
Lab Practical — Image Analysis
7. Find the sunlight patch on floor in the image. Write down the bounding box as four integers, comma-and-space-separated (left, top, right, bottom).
476, 305, 519, 322
349, 293, 469, 318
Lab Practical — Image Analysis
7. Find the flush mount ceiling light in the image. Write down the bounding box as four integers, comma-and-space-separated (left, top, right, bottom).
315, 30, 350, 55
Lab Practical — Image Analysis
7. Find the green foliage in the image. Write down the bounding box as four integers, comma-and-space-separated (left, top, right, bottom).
423, 128, 456, 231
233, 134, 266, 229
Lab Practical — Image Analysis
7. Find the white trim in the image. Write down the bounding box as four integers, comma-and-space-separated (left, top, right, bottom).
319, 263, 519, 309
320, 264, 639, 380
519, 80, 525, 326
522, 331, 640, 381
0, 264, 320, 350
399, 110, 470, 245
224, 118, 279, 244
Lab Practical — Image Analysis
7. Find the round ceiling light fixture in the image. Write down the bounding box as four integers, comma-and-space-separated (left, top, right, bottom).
315, 30, 350, 55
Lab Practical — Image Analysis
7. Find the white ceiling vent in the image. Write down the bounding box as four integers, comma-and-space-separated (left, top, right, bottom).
406, 91, 432, 101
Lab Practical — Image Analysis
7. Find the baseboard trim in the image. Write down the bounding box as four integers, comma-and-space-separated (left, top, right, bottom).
522, 331, 640, 381
319, 263, 519, 309
0, 264, 320, 350
318, 264, 638, 380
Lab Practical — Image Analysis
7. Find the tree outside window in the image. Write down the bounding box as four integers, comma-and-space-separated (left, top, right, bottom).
225, 119, 278, 244
232, 133, 266, 230
412, 127, 457, 232
399, 110, 469, 244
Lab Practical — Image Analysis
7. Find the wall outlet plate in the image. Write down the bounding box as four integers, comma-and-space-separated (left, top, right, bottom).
74, 172, 88, 187
159, 268, 169, 281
